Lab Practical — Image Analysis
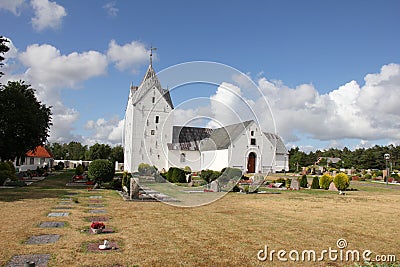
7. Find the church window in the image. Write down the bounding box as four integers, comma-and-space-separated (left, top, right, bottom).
147, 119, 149, 126
155, 116, 159, 123
152, 97, 155, 103
251, 130, 254, 136
151, 130, 155, 135
180, 153, 186, 163
251, 138, 256, 145
158, 155, 160, 160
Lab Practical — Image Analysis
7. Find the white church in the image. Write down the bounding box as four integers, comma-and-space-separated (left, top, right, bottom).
123, 58, 289, 174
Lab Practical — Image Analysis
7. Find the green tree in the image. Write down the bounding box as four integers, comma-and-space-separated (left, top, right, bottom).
109, 145, 124, 163
0, 81, 52, 162
311, 176, 320, 189
300, 174, 308, 188
88, 159, 114, 184
85, 143, 111, 160
75, 164, 84, 175
66, 141, 87, 160
319, 173, 333, 190
333, 173, 350, 191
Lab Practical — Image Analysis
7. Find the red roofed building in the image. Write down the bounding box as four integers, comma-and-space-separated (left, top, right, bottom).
17, 146, 54, 171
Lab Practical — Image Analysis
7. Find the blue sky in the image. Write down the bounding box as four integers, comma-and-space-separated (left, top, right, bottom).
1, 0, 399, 151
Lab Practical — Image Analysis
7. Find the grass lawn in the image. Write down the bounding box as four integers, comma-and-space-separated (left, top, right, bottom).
0, 171, 399, 266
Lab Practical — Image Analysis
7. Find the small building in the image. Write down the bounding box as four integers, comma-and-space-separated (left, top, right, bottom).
17, 146, 54, 171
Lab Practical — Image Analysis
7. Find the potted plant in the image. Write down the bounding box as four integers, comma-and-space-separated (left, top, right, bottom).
90, 222, 105, 234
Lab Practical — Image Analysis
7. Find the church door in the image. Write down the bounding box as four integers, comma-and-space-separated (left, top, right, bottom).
247, 152, 256, 173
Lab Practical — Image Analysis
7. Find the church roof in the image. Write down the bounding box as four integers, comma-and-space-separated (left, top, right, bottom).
263, 132, 287, 154
168, 126, 213, 151
200, 121, 253, 151
133, 64, 174, 108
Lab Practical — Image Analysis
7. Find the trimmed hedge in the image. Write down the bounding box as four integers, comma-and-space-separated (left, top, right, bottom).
319, 174, 333, 190
333, 173, 350, 191
200, 170, 221, 183
166, 167, 186, 183
88, 159, 115, 184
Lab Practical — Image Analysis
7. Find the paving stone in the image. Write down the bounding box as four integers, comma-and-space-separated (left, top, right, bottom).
89, 196, 102, 199
39, 222, 65, 228
89, 210, 107, 213
48, 212, 69, 217
6, 254, 51, 267
26, 234, 60, 244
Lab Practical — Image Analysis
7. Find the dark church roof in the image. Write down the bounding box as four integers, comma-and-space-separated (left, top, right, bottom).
263, 132, 287, 154
168, 126, 213, 151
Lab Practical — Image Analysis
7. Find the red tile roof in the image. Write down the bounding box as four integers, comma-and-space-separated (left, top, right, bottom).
26, 146, 53, 158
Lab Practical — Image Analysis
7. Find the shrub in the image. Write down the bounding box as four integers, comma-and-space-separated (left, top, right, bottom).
220, 167, 242, 183
311, 176, 320, 189
319, 174, 333, 190
138, 163, 156, 175
88, 159, 115, 184
333, 173, 350, 191
54, 161, 64, 170
184, 166, 192, 173
75, 164, 84, 175
231, 184, 240, 192
0, 161, 16, 185
200, 170, 221, 184
121, 171, 132, 191
363, 173, 372, 180
285, 178, 291, 188
300, 174, 308, 188
166, 167, 186, 183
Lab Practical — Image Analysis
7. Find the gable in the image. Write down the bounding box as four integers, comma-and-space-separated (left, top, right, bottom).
26, 146, 53, 158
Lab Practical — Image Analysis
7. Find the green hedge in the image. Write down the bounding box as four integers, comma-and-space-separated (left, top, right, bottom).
88, 159, 115, 184
166, 167, 186, 183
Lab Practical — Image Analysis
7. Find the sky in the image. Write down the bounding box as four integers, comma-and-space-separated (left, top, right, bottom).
0, 0, 399, 152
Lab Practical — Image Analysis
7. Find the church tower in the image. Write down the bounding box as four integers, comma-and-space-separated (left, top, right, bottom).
123, 51, 174, 173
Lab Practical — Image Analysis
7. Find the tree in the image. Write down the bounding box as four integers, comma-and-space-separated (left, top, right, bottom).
333, 173, 350, 191
85, 143, 111, 160
319, 173, 333, 190
0, 36, 10, 79
300, 174, 308, 188
311, 176, 320, 189
109, 145, 123, 163
0, 81, 52, 162
88, 159, 114, 184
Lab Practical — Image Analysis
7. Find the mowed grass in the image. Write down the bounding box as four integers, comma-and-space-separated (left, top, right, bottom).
0, 172, 399, 267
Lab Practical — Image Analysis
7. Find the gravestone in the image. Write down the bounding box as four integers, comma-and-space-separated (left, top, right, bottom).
130, 177, 140, 199
89, 196, 102, 199
89, 210, 106, 213
26, 234, 60, 244
328, 182, 338, 191
89, 204, 105, 208
185, 174, 192, 183
210, 180, 219, 192
52, 207, 72, 210
48, 212, 69, 217
39, 222, 65, 228
6, 254, 51, 267
290, 178, 300, 190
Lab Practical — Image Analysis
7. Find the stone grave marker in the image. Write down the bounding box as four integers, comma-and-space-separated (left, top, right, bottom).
53, 207, 72, 210
26, 234, 60, 244
89, 210, 106, 213
328, 181, 338, 191
290, 178, 300, 190
210, 180, 219, 192
89, 196, 102, 199
130, 177, 140, 199
39, 222, 65, 228
6, 254, 51, 267
48, 212, 69, 217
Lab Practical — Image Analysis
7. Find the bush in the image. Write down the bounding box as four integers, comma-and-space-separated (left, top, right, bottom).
363, 173, 372, 180
319, 174, 333, 190
166, 167, 186, 183
88, 159, 115, 184
138, 163, 156, 175
75, 164, 84, 175
285, 178, 291, 188
200, 169, 221, 184
220, 167, 242, 183
184, 166, 192, 173
300, 174, 308, 188
121, 171, 132, 191
311, 176, 320, 189
0, 161, 16, 185
54, 161, 64, 170
333, 173, 350, 191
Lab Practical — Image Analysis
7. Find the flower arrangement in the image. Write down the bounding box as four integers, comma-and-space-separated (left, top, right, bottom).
91, 222, 105, 229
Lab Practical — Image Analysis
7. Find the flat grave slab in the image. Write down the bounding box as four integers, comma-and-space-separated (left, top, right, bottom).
48, 212, 69, 217
89, 196, 102, 199
26, 234, 60, 244
88, 204, 105, 208
52, 206, 72, 210
89, 210, 106, 213
58, 201, 72, 205
89, 199, 103, 203
87, 227, 114, 235
85, 216, 109, 222
39, 222, 65, 228
6, 254, 51, 267
87, 241, 120, 252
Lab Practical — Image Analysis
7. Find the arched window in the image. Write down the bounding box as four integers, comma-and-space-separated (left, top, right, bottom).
180, 153, 186, 163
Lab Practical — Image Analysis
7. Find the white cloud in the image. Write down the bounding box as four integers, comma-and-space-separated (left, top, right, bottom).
103, 1, 118, 17
19, 43, 108, 88
30, 0, 66, 31
85, 117, 124, 145
107, 39, 149, 71
0, 0, 25, 15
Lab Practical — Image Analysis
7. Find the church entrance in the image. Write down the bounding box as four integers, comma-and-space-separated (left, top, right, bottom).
247, 152, 256, 173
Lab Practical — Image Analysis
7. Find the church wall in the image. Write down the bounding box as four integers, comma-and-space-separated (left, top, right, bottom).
201, 149, 229, 171
167, 150, 201, 171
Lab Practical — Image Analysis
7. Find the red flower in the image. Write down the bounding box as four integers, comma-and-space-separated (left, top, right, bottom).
90, 222, 105, 229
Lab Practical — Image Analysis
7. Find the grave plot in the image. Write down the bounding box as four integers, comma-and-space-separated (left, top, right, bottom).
52, 206, 72, 210
6, 254, 51, 267
58, 201, 73, 205
39, 222, 65, 228
89, 209, 107, 213
26, 234, 60, 244
65, 192, 78, 196
85, 216, 109, 222
89, 196, 102, 199
48, 212, 69, 217
86, 241, 120, 252
88, 204, 105, 208
86, 227, 115, 235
